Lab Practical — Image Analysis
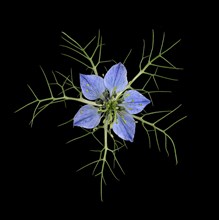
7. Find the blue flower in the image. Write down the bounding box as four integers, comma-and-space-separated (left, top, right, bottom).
73, 62, 151, 142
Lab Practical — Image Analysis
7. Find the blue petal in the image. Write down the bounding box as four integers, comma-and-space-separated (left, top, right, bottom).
112, 111, 136, 142
73, 105, 101, 129
120, 90, 151, 114
104, 63, 128, 96
80, 74, 105, 100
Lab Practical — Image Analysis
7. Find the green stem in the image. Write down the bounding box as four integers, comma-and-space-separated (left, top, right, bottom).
88, 58, 98, 76
127, 54, 159, 89
132, 115, 178, 164
125, 39, 181, 91
65, 96, 99, 106
15, 96, 100, 113
100, 117, 108, 202
115, 55, 162, 100
61, 32, 99, 75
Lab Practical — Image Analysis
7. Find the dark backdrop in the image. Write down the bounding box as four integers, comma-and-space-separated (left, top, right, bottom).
4, 1, 199, 218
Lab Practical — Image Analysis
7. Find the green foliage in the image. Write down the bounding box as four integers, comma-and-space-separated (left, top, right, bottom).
15, 30, 186, 201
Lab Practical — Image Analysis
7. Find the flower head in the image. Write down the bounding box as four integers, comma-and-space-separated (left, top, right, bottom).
73, 62, 151, 142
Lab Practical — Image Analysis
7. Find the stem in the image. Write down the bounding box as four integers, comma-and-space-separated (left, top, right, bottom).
61, 31, 99, 75
115, 55, 163, 100
65, 96, 100, 106
127, 53, 161, 89
132, 115, 178, 164
126, 38, 181, 90
15, 96, 100, 113
128, 69, 145, 89
100, 117, 109, 202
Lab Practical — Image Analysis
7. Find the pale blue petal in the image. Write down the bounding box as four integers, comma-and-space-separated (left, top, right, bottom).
104, 63, 128, 96
112, 111, 135, 142
80, 74, 105, 100
73, 105, 101, 129
120, 90, 151, 114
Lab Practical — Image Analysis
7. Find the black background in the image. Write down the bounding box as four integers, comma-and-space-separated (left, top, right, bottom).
4, 1, 202, 218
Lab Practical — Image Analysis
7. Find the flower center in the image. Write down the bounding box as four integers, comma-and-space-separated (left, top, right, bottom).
106, 99, 117, 111
97, 97, 118, 113
96, 90, 124, 121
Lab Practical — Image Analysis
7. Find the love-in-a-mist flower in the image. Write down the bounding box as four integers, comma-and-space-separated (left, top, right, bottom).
73, 62, 151, 142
